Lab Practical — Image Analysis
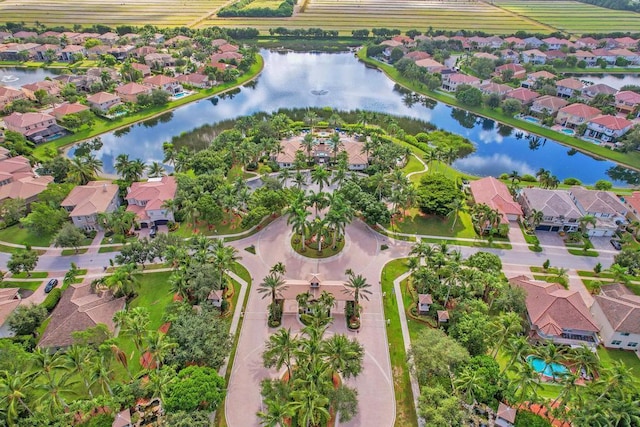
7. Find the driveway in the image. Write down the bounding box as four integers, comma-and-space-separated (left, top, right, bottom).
225, 218, 411, 427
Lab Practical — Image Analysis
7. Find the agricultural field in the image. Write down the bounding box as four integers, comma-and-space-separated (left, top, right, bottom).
240, 0, 283, 9
0, 0, 228, 27
204, 0, 552, 34
494, 0, 640, 34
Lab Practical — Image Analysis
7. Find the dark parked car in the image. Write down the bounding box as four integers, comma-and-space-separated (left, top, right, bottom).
150, 224, 157, 238
44, 278, 59, 293
610, 239, 622, 250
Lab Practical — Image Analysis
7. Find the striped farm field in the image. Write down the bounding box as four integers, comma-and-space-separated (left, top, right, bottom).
494, 0, 640, 34
204, 0, 552, 34
0, 0, 228, 27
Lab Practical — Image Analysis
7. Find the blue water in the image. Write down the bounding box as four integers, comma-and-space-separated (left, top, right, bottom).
523, 116, 541, 124
173, 92, 187, 98
527, 355, 569, 377
562, 128, 575, 136
64, 51, 638, 185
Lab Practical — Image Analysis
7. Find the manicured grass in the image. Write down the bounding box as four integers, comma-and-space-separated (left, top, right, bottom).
0, 225, 53, 248
61, 248, 89, 255
12, 271, 48, 279
597, 347, 640, 381
401, 154, 425, 177
567, 248, 599, 257
380, 259, 418, 427
173, 216, 247, 238
390, 208, 477, 239
2, 280, 44, 291
98, 245, 122, 253
358, 49, 640, 171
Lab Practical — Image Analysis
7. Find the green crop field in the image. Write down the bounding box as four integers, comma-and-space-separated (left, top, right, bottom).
0, 0, 228, 27
204, 0, 552, 34
494, 0, 640, 34
241, 0, 283, 9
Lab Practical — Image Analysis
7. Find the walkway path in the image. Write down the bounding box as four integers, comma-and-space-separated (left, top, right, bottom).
405, 153, 428, 181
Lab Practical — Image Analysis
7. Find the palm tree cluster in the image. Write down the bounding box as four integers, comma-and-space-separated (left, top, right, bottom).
536, 168, 560, 189
98, 206, 137, 238
258, 309, 364, 427
258, 263, 288, 326
470, 203, 507, 237
114, 154, 166, 183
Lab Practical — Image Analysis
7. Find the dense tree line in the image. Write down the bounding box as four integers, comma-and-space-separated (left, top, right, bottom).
576, 0, 640, 12
219, 0, 295, 17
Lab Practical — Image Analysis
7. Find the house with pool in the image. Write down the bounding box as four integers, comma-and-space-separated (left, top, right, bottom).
509, 276, 600, 347
590, 284, 640, 355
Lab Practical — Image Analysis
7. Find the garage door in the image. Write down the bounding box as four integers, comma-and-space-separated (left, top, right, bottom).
536, 225, 551, 231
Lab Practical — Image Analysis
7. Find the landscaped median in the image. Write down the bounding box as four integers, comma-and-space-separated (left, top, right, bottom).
357, 48, 640, 172
32, 54, 265, 161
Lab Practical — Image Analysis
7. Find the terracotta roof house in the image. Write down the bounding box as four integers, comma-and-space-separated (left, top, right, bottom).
505, 87, 539, 105
98, 32, 119, 45
522, 49, 547, 65
125, 176, 177, 227
144, 53, 174, 68
573, 50, 597, 67
142, 75, 183, 95
32, 44, 62, 61
530, 95, 569, 116
517, 188, 582, 233
176, 73, 211, 88
0, 85, 27, 110
474, 52, 499, 61
575, 37, 599, 49
509, 275, 599, 347
61, 181, 120, 230
555, 78, 584, 98
437, 310, 449, 323
555, 103, 602, 128
403, 51, 431, 61
525, 70, 557, 84
3, 112, 62, 143
498, 49, 520, 63
380, 39, 403, 48
0, 31, 12, 42
609, 48, 640, 65
441, 73, 480, 92
586, 115, 634, 143
493, 63, 526, 80
504, 36, 526, 49
496, 403, 517, 427
115, 82, 152, 103
59, 45, 86, 62
52, 103, 89, 121
469, 176, 522, 224
478, 82, 513, 98
0, 175, 54, 205
581, 83, 617, 100
274, 133, 369, 170
414, 58, 446, 73
0, 43, 40, 61
591, 284, 640, 354
542, 37, 572, 50
615, 90, 640, 115
623, 191, 640, 221
86, 92, 122, 113
13, 31, 37, 39
0, 155, 33, 184
21, 80, 61, 99
38, 282, 126, 349
218, 43, 239, 53
131, 62, 152, 77
545, 50, 567, 61
210, 51, 243, 63
164, 35, 192, 48
523, 37, 544, 48
211, 38, 229, 47
614, 36, 638, 49
591, 48, 617, 64
0, 288, 21, 338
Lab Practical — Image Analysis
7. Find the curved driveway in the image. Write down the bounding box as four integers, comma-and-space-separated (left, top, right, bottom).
225, 217, 411, 427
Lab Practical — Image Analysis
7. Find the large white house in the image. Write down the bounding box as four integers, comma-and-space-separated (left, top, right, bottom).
590, 284, 640, 354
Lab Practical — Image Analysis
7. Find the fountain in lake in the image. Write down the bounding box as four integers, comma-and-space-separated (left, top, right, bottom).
0, 74, 19, 83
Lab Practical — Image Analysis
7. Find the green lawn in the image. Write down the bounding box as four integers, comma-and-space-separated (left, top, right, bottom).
173, 215, 247, 238
390, 207, 477, 239
598, 347, 640, 381
12, 271, 48, 279
0, 225, 53, 247
380, 259, 418, 427
2, 280, 44, 291
401, 154, 426, 177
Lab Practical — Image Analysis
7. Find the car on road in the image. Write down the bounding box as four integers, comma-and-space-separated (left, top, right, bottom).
44, 278, 59, 293
610, 239, 622, 250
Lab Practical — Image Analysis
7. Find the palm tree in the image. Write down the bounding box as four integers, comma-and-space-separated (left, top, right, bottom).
113, 306, 149, 353
512, 361, 540, 402
529, 209, 544, 229
270, 262, 286, 275
289, 387, 330, 427
287, 206, 310, 252
310, 166, 330, 192
607, 263, 629, 284
257, 399, 294, 427
258, 272, 288, 306
447, 198, 467, 231
144, 330, 177, 371
36, 371, 78, 417
535, 343, 566, 381
508, 169, 521, 184
211, 240, 240, 290
303, 110, 318, 134
343, 270, 372, 307
502, 336, 531, 374
89, 356, 114, 396
293, 171, 307, 189
321, 334, 363, 379
0, 371, 35, 424
567, 345, 599, 380
301, 133, 315, 163
31, 347, 65, 382
147, 161, 166, 178
114, 153, 132, 179
104, 263, 139, 298
263, 328, 297, 380
67, 155, 102, 185
329, 133, 343, 162
454, 368, 483, 404
306, 190, 328, 218
491, 312, 523, 359
310, 217, 330, 252
578, 215, 597, 234
62, 345, 95, 398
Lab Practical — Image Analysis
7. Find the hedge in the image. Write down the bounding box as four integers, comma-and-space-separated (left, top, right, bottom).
41, 288, 62, 312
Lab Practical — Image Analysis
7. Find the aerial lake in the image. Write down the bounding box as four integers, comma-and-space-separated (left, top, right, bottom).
9, 51, 636, 185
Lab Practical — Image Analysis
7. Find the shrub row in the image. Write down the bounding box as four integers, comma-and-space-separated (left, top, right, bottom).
41, 288, 62, 312
219, 0, 294, 17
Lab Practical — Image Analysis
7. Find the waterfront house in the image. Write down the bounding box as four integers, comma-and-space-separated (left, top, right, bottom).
522, 37, 544, 49
573, 50, 597, 67
517, 188, 582, 232
61, 181, 120, 231
469, 176, 522, 224
125, 176, 177, 228
21, 79, 61, 99
609, 48, 640, 65
142, 75, 183, 95
86, 92, 122, 113
0, 86, 27, 110
509, 275, 599, 347
591, 48, 616, 65
59, 45, 86, 62
478, 82, 513, 98
542, 37, 572, 50
403, 51, 431, 61
591, 284, 640, 354
115, 82, 152, 103
555, 78, 584, 98
441, 73, 480, 92
585, 115, 634, 143
581, 83, 617, 101
555, 103, 602, 128
521, 70, 556, 89
504, 87, 539, 106
615, 90, 640, 115
414, 58, 447, 73
3, 112, 61, 143
530, 95, 569, 116
176, 73, 211, 88
52, 103, 89, 121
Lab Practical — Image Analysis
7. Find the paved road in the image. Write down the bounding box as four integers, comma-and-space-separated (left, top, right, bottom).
224, 217, 410, 427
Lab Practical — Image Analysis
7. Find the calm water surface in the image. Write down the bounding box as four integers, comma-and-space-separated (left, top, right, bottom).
0, 67, 60, 87
60, 51, 638, 185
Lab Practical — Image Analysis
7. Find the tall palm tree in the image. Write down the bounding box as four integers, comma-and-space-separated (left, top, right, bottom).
535, 343, 566, 381
529, 209, 544, 229
454, 368, 483, 404
114, 153, 132, 179
113, 306, 149, 353
36, 371, 78, 417
490, 312, 523, 359
578, 215, 597, 234
211, 240, 240, 290
306, 190, 328, 218
513, 361, 540, 402
321, 334, 364, 379
303, 110, 318, 134
447, 198, 467, 231
104, 263, 139, 298
502, 335, 531, 374
147, 161, 166, 178
343, 270, 372, 307
310, 166, 330, 192
287, 208, 310, 252
62, 345, 95, 398
288, 387, 330, 427
258, 272, 288, 307
31, 347, 65, 382
329, 133, 343, 162
263, 328, 297, 380
89, 356, 113, 396
144, 331, 177, 371
567, 345, 599, 380
257, 399, 294, 427
67, 155, 102, 185
301, 133, 315, 163
0, 371, 35, 424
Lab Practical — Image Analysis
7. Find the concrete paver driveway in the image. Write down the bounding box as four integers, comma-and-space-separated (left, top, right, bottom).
225, 217, 411, 426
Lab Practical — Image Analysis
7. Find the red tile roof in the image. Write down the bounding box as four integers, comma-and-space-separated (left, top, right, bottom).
589, 115, 633, 130
469, 176, 522, 223
506, 87, 539, 102
558, 103, 601, 119
52, 103, 89, 117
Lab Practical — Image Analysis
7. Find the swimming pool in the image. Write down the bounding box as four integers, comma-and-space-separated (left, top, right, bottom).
561, 128, 575, 136
522, 115, 541, 124
527, 355, 569, 377
582, 136, 601, 144
173, 92, 188, 99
